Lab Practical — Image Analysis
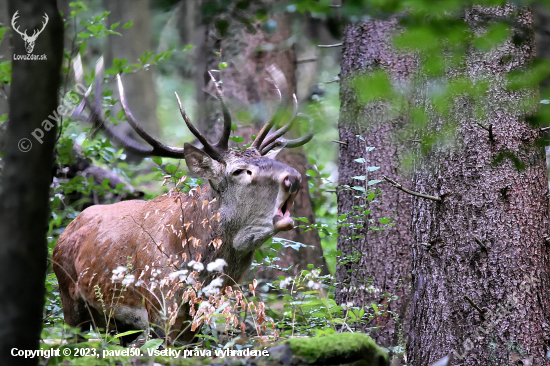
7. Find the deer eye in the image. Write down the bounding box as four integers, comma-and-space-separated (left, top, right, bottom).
233, 169, 245, 176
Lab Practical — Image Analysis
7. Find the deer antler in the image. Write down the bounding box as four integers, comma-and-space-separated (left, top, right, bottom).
72, 55, 186, 159
11, 11, 26, 38
251, 66, 313, 155
11, 11, 48, 41
72, 56, 312, 160
29, 14, 48, 40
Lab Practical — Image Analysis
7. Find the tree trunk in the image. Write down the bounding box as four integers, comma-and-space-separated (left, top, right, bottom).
104, 0, 159, 150
196, 1, 328, 277
0, 1, 63, 364
335, 18, 414, 349
408, 7, 550, 365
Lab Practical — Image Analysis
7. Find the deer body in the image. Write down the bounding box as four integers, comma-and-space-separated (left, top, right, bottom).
53, 57, 310, 345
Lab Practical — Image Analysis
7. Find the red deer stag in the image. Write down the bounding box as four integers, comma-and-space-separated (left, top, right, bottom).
53, 57, 312, 345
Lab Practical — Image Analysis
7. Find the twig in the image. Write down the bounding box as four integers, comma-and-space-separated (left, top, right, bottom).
323, 77, 340, 84
541, 126, 550, 132
464, 295, 486, 320
296, 57, 318, 64
382, 176, 441, 202
475, 122, 494, 140
474, 238, 486, 250
318, 43, 343, 48
332, 139, 348, 146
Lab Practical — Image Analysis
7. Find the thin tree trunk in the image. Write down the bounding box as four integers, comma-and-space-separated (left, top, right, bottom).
335, 18, 414, 349
408, 6, 550, 365
0, 1, 63, 364
104, 0, 159, 149
196, 1, 328, 277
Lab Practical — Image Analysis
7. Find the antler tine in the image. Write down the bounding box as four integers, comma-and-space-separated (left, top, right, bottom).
174, 92, 221, 160
260, 132, 314, 155
259, 113, 314, 155
92, 57, 105, 132
116, 74, 185, 158
251, 86, 282, 150
259, 94, 299, 150
207, 72, 232, 150
11, 11, 24, 36
72, 55, 186, 158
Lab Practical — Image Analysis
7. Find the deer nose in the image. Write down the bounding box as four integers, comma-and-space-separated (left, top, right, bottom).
282, 173, 301, 194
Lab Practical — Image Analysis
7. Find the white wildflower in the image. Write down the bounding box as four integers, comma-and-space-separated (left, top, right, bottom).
111, 266, 127, 282
206, 258, 227, 272
187, 260, 204, 271
121, 274, 135, 286
169, 270, 189, 281
307, 280, 322, 290
341, 301, 354, 310
202, 277, 224, 296
279, 277, 292, 289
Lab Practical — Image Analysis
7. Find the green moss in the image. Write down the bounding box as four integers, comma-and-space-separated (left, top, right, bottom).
287, 332, 388, 366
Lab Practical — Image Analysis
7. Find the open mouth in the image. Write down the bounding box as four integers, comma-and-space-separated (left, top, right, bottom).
273, 193, 297, 231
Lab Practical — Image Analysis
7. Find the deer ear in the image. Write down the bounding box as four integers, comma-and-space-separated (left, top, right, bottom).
263, 149, 282, 160
184, 143, 223, 181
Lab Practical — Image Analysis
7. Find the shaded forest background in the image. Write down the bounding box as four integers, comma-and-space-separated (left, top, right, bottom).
2, 1, 550, 366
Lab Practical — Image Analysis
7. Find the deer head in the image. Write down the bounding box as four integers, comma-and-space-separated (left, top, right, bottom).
11, 11, 48, 53
52, 56, 312, 344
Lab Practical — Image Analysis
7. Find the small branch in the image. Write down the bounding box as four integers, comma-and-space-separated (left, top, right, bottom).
382, 176, 441, 202
474, 238, 486, 250
464, 295, 486, 320
540, 126, 550, 132
332, 139, 348, 146
323, 77, 340, 84
408, 139, 422, 143
475, 122, 494, 140
296, 57, 318, 64
318, 43, 343, 48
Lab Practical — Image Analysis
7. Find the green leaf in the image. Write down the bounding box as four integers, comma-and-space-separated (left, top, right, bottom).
306, 169, 318, 177
229, 136, 244, 143
367, 180, 381, 186
152, 157, 162, 166
354, 158, 366, 164
165, 164, 177, 174
219, 62, 227, 69
352, 176, 366, 180
379, 217, 390, 224
110, 22, 120, 30
123, 21, 133, 29
114, 330, 142, 339
352, 186, 366, 193
140, 339, 163, 350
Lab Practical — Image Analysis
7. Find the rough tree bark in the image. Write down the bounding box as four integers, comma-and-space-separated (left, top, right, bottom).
335, 18, 414, 349
408, 6, 550, 365
196, 0, 328, 277
0, 1, 63, 364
